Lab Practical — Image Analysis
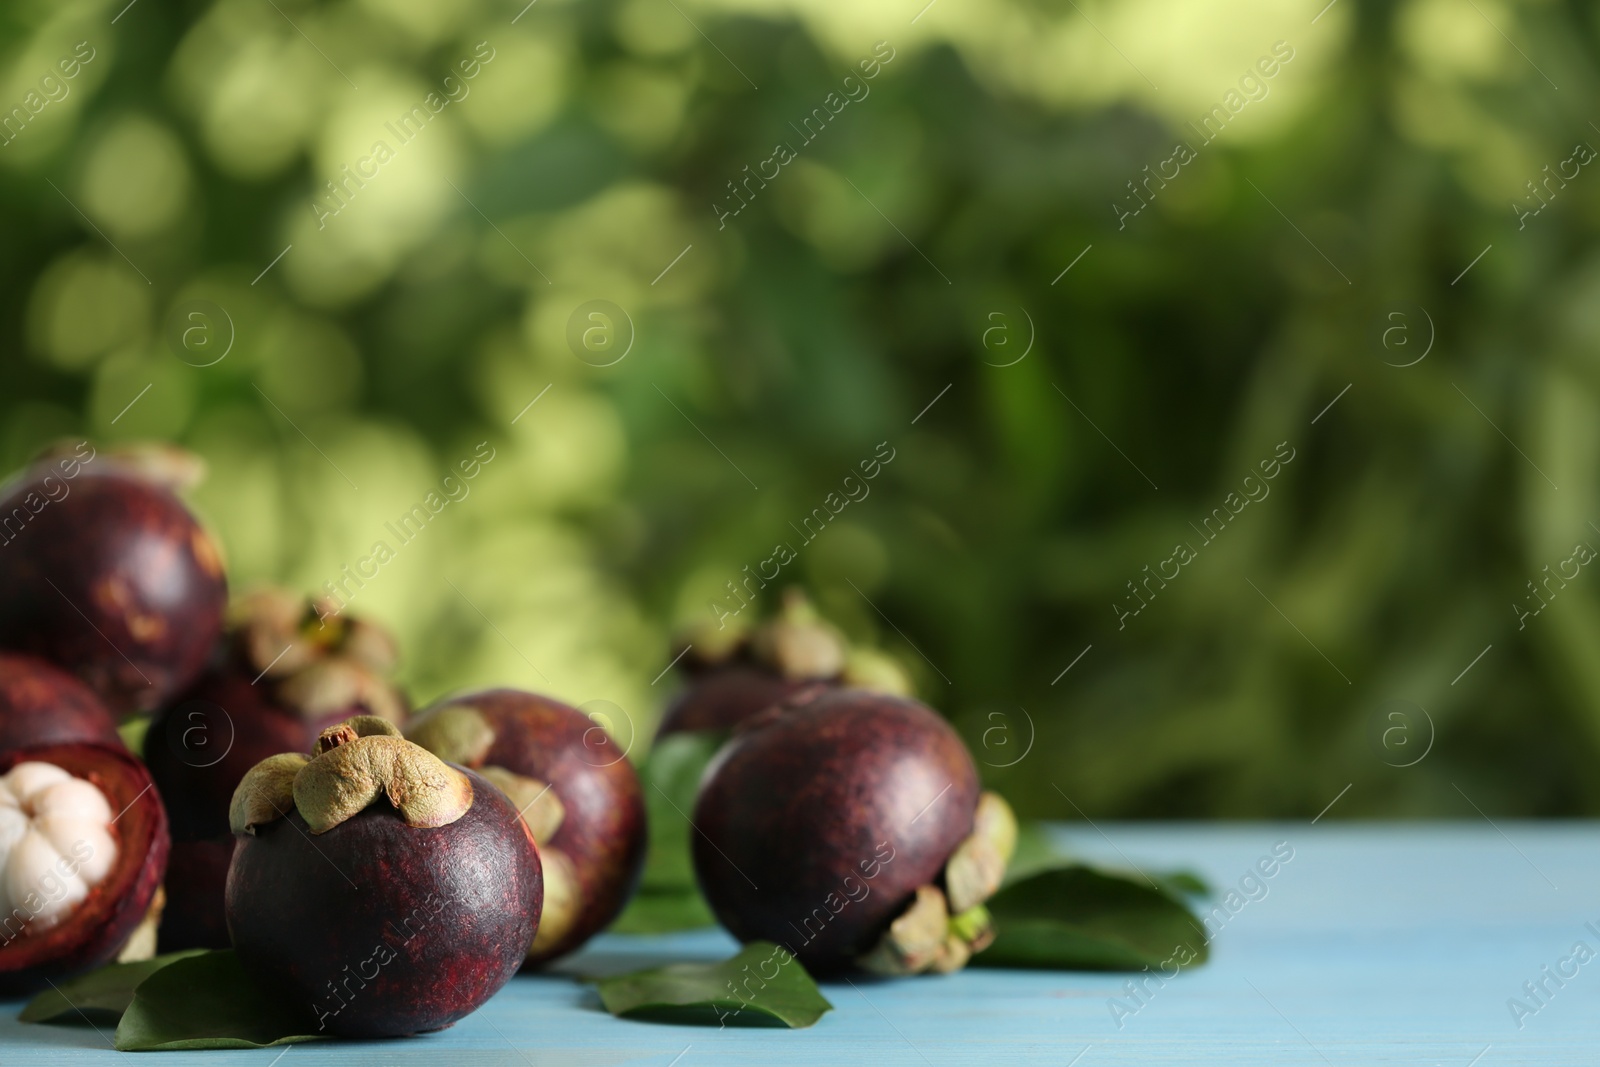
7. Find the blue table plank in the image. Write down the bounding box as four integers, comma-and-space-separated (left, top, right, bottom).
4, 824, 1597, 1065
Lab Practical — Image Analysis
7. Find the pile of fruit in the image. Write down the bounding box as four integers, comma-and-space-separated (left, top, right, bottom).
0, 443, 1205, 1044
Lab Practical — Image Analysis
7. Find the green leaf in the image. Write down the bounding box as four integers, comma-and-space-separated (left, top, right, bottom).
1003, 820, 1072, 885
114, 949, 326, 1051
610, 731, 725, 935
19, 950, 208, 1025
1158, 869, 1212, 897
118, 715, 152, 755
636, 732, 726, 894
595, 941, 832, 1029
975, 865, 1210, 971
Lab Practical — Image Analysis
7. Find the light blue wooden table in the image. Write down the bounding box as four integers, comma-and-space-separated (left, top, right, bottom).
5, 824, 1596, 1065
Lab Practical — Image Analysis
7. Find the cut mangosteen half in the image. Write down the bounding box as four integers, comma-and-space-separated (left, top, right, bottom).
0, 743, 169, 995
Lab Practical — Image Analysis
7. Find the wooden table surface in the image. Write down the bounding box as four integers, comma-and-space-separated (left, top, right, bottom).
4, 823, 1596, 1065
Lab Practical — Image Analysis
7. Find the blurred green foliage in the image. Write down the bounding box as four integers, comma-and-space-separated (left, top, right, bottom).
2, 0, 1598, 819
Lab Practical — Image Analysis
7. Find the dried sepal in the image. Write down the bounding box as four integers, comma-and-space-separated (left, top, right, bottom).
858, 806, 1009, 977
749, 589, 847, 681
229, 753, 311, 835
236, 586, 303, 630
279, 660, 365, 720
857, 884, 950, 976
247, 629, 319, 680
354, 673, 408, 725
930, 934, 971, 974
943, 791, 1018, 912
406, 704, 497, 769
237, 588, 320, 678
528, 846, 578, 959
233, 586, 303, 635
479, 764, 565, 843
944, 836, 1004, 914
116, 886, 167, 963
295, 727, 472, 834
232, 588, 405, 718
229, 717, 473, 837
839, 648, 915, 696
971, 791, 1018, 860
341, 618, 398, 673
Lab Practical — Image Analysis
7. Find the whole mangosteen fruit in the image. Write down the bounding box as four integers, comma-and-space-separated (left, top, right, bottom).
657, 589, 911, 738
226, 716, 542, 1037
407, 688, 646, 965
692, 688, 1015, 975
0, 741, 170, 994
144, 588, 407, 950
0, 443, 227, 713
0, 651, 124, 754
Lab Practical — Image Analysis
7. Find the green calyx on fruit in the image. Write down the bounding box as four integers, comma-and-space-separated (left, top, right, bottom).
677, 587, 917, 690
748, 589, 848, 681
406, 704, 496, 768
674, 588, 849, 680
229, 716, 473, 836
228, 753, 308, 836
234, 589, 404, 723
839, 647, 914, 697
477, 765, 564, 843
858, 884, 949, 975
858, 791, 1016, 976
528, 846, 578, 957
116, 886, 166, 963
944, 791, 1018, 912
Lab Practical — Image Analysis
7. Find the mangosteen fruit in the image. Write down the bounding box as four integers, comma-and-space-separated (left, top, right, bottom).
0, 742, 170, 995
144, 588, 407, 950
0, 651, 125, 754
407, 688, 646, 965
657, 588, 912, 738
0, 445, 227, 713
691, 688, 1016, 974
226, 716, 542, 1037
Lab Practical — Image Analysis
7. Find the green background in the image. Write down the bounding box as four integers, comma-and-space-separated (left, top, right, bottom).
1, 0, 1593, 819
